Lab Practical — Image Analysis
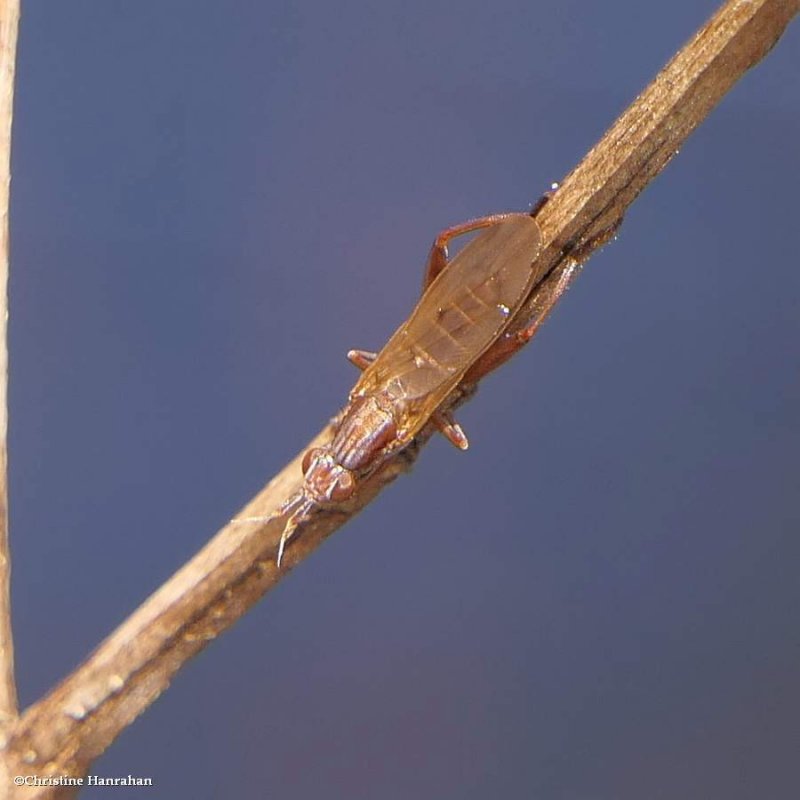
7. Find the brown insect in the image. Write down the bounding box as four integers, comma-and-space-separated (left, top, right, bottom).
258, 208, 581, 565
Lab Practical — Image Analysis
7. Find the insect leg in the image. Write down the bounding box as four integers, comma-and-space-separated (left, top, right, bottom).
567, 216, 623, 264
463, 260, 580, 384
431, 409, 469, 450
346, 349, 377, 370
423, 193, 551, 289
423, 212, 534, 289
460, 215, 622, 383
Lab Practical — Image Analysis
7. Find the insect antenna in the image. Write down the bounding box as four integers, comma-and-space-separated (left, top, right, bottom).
275, 493, 315, 566
232, 489, 316, 566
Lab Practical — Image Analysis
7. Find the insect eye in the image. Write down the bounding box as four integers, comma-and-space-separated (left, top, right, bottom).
302, 448, 320, 475
330, 470, 355, 502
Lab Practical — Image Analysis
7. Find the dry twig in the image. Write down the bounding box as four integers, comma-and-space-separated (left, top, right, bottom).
1, 0, 797, 796
0, 0, 19, 733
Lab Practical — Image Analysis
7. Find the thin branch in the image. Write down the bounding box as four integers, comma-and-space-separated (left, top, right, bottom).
2, 0, 798, 794
0, 0, 19, 732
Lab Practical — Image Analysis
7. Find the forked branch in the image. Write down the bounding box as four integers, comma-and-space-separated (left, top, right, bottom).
2, 0, 797, 796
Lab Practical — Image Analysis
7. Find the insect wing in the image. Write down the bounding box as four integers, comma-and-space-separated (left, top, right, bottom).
354, 215, 543, 433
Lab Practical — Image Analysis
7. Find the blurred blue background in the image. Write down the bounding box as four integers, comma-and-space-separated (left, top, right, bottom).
9, 1, 800, 797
